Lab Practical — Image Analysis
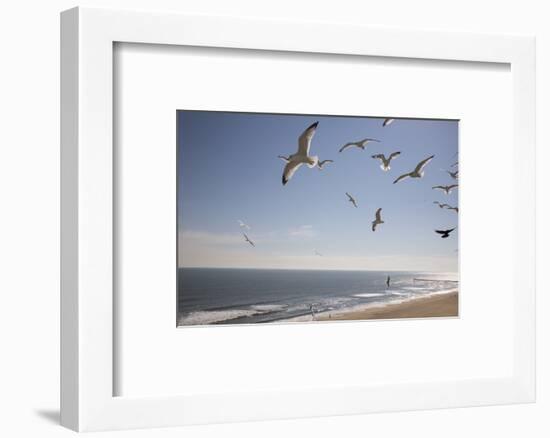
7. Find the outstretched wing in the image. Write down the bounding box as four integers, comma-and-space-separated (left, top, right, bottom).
360, 138, 380, 146
388, 151, 401, 160
414, 155, 434, 174
319, 159, 334, 166
282, 161, 303, 185
432, 185, 446, 191
375, 208, 382, 222
393, 172, 411, 184
371, 154, 385, 160
435, 230, 447, 235
339, 142, 355, 153
383, 118, 394, 127
298, 121, 319, 156
448, 184, 459, 190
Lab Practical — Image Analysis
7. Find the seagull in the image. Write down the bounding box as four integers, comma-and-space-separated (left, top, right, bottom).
314, 250, 323, 257
371, 151, 401, 171
243, 233, 255, 246
433, 201, 451, 209
346, 192, 358, 208
447, 170, 459, 180
435, 228, 455, 239
281, 121, 320, 185
386, 275, 391, 287
432, 184, 458, 194
383, 118, 395, 127
372, 208, 384, 232
444, 205, 459, 213
393, 155, 435, 184
317, 159, 334, 170
237, 220, 250, 230
339, 138, 380, 153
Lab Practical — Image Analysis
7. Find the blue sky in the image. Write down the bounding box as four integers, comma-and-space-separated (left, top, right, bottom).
177, 111, 458, 272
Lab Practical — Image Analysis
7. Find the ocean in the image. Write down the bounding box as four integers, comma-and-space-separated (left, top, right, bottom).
177, 268, 458, 326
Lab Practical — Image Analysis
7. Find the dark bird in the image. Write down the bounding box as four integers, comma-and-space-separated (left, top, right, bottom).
339, 138, 380, 153
447, 170, 459, 180
281, 121, 319, 185
393, 155, 435, 184
372, 208, 384, 231
435, 228, 455, 239
432, 184, 458, 195
371, 151, 401, 171
386, 275, 391, 287
317, 159, 334, 170
346, 192, 358, 208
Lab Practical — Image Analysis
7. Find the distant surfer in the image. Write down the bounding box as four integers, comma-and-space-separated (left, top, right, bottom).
386, 275, 391, 288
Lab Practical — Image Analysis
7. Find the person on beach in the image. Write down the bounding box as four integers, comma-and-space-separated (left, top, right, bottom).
386, 275, 391, 288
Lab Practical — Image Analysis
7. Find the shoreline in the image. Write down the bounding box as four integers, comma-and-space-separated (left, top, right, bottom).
316, 291, 458, 321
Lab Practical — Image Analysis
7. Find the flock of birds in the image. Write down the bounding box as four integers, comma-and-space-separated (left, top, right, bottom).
240, 117, 458, 248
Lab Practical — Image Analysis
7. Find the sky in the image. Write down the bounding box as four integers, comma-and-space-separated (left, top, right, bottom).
177, 111, 459, 272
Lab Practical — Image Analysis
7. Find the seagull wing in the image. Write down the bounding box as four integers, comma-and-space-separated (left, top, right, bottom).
339, 142, 355, 153
360, 138, 380, 145
388, 151, 401, 160
432, 185, 446, 191
298, 121, 318, 156
435, 230, 447, 235
383, 118, 394, 127
282, 161, 303, 185
393, 172, 411, 184
414, 155, 435, 174
371, 154, 385, 160
375, 208, 382, 222
448, 184, 459, 190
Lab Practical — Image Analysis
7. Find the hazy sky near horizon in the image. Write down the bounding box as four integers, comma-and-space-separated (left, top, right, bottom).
177, 111, 458, 272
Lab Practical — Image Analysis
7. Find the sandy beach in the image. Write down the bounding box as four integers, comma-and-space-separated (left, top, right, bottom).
317, 291, 458, 321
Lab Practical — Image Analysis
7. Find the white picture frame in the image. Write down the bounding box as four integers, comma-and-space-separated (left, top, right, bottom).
60, 6, 535, 432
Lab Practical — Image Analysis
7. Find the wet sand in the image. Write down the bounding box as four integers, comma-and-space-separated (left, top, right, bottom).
317, 291, 458, 321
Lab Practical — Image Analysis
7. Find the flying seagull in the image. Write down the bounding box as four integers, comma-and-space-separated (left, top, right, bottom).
243, 233, 255, 246
393, 155, 435, 184
372, 208, 384, 232
371, 151, 401, 171
386, 275, 391, 288
346, 192, 358, 208
447, 170, 459, 180
317, 159, 334, 170
237, 220, 251, 230
281, 121, 320, 185
432, 184, 458, 195
383, 118, 395, 127
314, 250, 323, 257
435, 228, 455, 239
339, 138, 380, 153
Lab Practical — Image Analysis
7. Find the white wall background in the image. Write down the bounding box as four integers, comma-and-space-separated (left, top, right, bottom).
0, 1, 547, 437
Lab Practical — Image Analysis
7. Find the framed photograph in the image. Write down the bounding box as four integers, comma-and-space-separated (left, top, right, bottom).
61, 7, 535, 432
